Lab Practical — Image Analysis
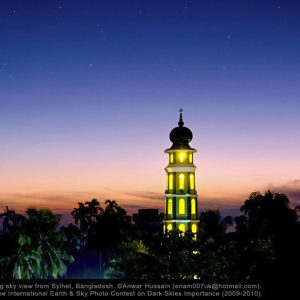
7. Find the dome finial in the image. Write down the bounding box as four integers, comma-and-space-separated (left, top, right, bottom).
169, 108, 193, 149
178, 108, 184, 127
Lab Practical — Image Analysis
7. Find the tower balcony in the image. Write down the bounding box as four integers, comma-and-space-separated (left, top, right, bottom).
165, 164, 196, 173
165, 189, 197, 195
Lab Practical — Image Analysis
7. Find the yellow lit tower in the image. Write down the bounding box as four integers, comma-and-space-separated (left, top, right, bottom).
164, 109, 199, 234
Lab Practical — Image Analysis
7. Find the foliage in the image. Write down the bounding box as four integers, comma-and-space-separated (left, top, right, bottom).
71, 199, 103, 248
0, 208, 74, 279
104, 190, 299, 286
0, 206, 26, 234
105, 230, 200, 279
104, 240, 156, 279
70, 199, 132, 250
0, 190, 299, 286
90, 200, 132, 249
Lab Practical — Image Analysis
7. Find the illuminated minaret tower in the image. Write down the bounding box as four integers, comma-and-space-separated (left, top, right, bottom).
164, 109, 199, 234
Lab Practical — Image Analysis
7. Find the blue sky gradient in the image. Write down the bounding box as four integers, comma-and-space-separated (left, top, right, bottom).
0, 0, 299, 219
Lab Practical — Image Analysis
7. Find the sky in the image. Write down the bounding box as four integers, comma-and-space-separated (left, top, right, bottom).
0, 0, 300, 223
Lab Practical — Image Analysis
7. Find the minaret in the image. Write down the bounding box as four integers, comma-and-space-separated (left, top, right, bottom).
164, 109, 199, 234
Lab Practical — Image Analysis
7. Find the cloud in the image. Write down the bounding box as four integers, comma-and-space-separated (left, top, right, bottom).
124, 191, 245, 217
124, 191, 164, 201
199, 196, 244, 217
0, 191, 105, 224
266, 179, 300, 207
0, 191, 125, 226
0, 191, 165, 225
1, 180, 298, 226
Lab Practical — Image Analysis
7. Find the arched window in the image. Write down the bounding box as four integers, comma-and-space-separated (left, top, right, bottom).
191, 198, 196, 215
179, 152, 186, 163
179, 173, 184, 189
168, 199, 173, 215
168, 174, 173, 190
167, 223, 173, 231
190, 174, 195, 190
189, 153, 193, 163
179, 223, 185, 232
170, 153, 174, 163
192, 224, 197, 233
179, 198, 185, 214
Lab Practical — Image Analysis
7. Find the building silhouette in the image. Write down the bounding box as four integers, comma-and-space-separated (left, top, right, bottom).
133, 209, 163, 230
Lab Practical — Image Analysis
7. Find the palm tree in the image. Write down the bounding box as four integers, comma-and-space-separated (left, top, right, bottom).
104, 200, 128, 221
86, 199, 103, 221
104, 200, 118, 215
71, 199, 102, 248
71, 202, 88, 232
0, 206, 26, 234
90, 200, 130, 249
71, 199, 102, 230
1, 208, 73, 279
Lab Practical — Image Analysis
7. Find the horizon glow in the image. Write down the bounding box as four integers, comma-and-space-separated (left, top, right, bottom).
0, 1, 299, 223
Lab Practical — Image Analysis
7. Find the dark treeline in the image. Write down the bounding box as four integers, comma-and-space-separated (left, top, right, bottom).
0, 191, 299, 295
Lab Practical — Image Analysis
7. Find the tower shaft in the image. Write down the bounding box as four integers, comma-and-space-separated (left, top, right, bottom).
164, 112, 199, 234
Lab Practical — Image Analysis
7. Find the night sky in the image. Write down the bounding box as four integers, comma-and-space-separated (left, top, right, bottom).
1, 0, 300, 221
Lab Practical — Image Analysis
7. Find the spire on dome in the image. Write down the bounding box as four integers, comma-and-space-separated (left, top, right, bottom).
168, 109, 193, 150
178, 108, 184, 127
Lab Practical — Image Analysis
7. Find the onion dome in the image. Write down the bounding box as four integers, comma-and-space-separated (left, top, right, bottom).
169, 109, 193, 149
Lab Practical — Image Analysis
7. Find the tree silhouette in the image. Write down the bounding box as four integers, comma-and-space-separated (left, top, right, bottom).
71, 199, 103, 248
0, 208, 73, 279
90, 200, 131, 249
0, 189, 298, 291
60, 223, 81, 253
198, 210, 233, 247
104, 240, 156, 279
241, 190, 297, 239
0, 207, 26, 234
237, 190, 299, 292
104, 230, 199, 279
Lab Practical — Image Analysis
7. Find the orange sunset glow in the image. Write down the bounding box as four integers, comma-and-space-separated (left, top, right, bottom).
1, 115, 299, 224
